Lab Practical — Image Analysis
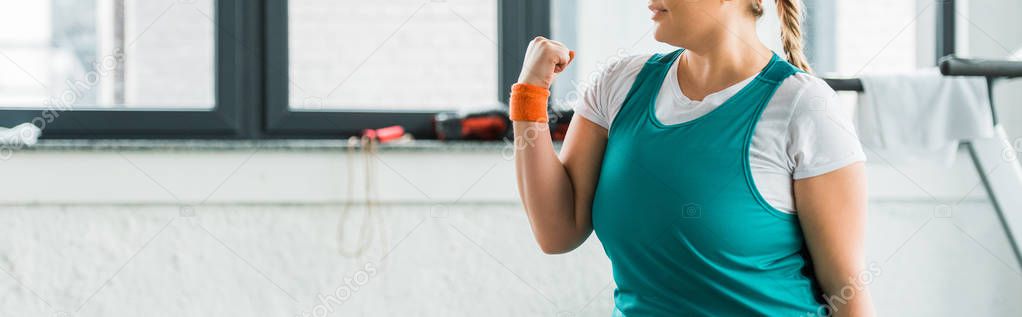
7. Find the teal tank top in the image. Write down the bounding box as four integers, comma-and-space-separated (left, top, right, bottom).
591, 49, 825, 316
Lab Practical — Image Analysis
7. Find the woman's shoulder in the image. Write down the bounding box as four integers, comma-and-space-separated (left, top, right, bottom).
585, 52, 673, 97
593, 53, 657, 83
767, 72, 866, 179
573, 52, 661, 130
771, 72, 840, 115
781, 72, 836, 97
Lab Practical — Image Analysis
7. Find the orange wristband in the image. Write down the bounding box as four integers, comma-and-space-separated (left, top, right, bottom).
509, 83, 550, 123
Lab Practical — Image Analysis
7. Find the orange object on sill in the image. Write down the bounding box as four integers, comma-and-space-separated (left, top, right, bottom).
362, 125, 405, 143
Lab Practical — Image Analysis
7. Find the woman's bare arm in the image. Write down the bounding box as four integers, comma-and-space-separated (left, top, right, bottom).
513, 37, 607, 254
794, 162, 876, 316
515, 116, 606, 254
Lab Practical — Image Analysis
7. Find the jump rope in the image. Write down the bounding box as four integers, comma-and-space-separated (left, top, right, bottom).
336, 136, 388, 258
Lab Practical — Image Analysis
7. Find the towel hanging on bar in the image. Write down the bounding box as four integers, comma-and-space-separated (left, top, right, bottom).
856, 68, 994, 167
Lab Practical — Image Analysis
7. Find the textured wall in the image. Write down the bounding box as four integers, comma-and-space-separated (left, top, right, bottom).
1, 202, 1020, 317
1, 146, 1020, 316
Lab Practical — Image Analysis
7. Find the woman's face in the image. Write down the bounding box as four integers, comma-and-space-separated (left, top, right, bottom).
649, 0, 745, 48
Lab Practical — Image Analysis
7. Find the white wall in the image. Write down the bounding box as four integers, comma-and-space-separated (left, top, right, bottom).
0, 143, 1020, 316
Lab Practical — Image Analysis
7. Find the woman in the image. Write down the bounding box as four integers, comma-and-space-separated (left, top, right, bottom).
511, 0, 875, 316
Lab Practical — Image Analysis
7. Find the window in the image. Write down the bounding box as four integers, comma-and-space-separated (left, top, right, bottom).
287, 0, 499, 111
811, 0, 937, 76
0, 0, 245, 138
0, 0, 215, 108
0, 0, 960, 140
264, 0, 536, 138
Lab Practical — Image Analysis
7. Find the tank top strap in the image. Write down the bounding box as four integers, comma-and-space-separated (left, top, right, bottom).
716, 53, 800, 138
758, 54, 801, 85
612, 49, 684, 128
651, 49, 684, 65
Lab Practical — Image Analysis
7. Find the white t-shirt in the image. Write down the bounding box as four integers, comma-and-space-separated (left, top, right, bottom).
573, 53, 867, 213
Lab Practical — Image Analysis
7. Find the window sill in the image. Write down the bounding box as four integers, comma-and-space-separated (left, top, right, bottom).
21, 139, 523, 153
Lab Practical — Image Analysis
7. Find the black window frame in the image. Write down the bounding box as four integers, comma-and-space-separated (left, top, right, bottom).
0, 0, 957, 140
263, 0, 550, 139
0, 0, 254, 139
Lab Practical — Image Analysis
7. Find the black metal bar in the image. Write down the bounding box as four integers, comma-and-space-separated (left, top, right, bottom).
821, 57, 1022, 93
987, 77, 999, 125
823, 78, 864, 92
939, 57, 1022, 78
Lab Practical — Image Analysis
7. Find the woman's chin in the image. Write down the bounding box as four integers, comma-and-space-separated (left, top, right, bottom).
652, 28, 667, 43
652, 28, 675, 46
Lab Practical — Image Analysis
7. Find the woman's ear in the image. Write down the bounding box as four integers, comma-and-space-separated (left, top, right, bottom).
751, 0, 764, 16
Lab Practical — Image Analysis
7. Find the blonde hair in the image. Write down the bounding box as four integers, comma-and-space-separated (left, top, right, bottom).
752, 0, 813, 73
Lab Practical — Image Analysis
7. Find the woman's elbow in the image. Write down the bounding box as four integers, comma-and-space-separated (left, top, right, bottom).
537, 241, 577, 254
521, 205, 592, 254
534, 231, 589, 254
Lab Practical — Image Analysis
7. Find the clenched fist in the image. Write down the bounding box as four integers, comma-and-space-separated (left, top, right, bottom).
517, 36, 575, 89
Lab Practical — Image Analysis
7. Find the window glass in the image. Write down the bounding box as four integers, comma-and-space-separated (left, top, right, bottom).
828, 0, 931, 75
288, 0, 499, 111
0, 0, 216, 109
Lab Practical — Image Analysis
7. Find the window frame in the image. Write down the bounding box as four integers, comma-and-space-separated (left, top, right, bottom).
0, 0, 956, 140
260, 0, 439, 139
263, 0, 549, 139
937, 0, 957, 60
0, 0, 253, 139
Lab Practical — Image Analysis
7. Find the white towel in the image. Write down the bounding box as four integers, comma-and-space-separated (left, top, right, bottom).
856, 68, 994, 166
0, 123, 42, 146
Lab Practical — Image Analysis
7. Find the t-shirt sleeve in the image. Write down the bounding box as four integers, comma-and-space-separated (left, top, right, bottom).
786, 78, 868, 180
572, 71, 611, 128
571, 55, 647, 130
